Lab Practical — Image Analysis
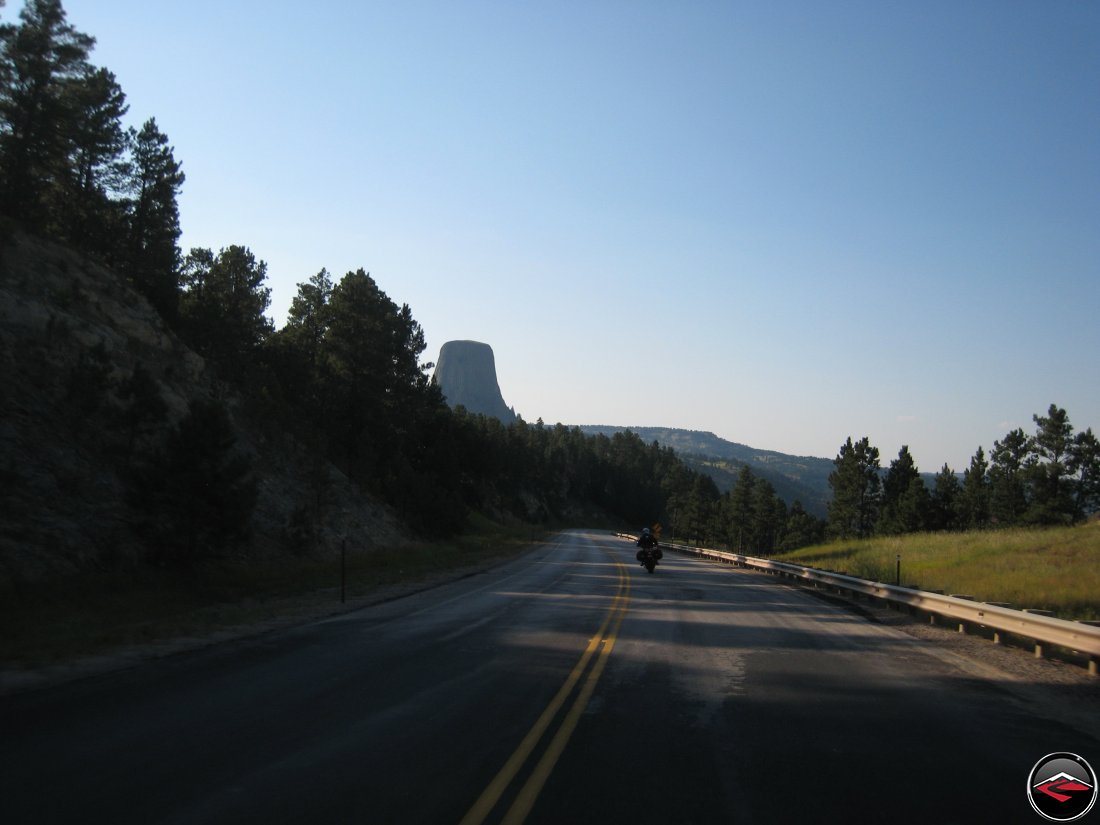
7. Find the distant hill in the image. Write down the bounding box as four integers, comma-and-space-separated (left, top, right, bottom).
575, 426, 833, 518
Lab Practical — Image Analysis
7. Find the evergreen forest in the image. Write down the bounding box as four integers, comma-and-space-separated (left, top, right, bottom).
2, 1, 1096, 576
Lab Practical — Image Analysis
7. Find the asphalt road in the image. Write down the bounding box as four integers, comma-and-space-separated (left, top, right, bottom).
2, 529, 1097, 824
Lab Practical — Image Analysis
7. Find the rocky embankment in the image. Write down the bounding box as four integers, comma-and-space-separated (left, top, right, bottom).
0, 224, 404, 587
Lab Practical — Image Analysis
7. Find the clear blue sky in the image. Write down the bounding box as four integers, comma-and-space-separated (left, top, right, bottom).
32, 0, 1100, 471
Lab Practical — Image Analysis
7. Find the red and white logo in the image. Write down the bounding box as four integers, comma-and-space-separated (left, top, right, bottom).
1027, 753, 1097, 822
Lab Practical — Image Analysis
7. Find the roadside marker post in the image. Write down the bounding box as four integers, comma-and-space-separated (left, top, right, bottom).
341, 537, 347, 604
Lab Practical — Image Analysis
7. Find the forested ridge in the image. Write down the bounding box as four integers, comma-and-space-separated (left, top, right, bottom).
824, 411, 1100, 541
0, 1, 755, 580
2, 2, 1096, 586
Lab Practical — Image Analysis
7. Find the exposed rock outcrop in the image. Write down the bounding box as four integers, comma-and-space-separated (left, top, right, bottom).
0, 223, 405, 585
432, 340, 517, 424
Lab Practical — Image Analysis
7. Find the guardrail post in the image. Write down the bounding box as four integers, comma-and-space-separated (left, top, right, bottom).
1034, 642, 1043, 659
1089, 657, 1097, 677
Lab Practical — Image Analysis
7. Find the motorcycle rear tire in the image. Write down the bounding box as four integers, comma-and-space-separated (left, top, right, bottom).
645, 560, 655, 573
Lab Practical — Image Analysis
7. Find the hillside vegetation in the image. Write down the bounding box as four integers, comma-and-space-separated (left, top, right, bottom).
0, 2, 836, 597
2, 1, 1097, 646
0, 225, 409, 582
774, 523, 1100, 620
577, 426, 833, 517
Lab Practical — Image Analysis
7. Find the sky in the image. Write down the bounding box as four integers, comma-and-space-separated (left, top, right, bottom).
22, 0, 1100, 471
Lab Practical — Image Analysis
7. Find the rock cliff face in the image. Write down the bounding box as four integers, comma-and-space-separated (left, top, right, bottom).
432, 341, 517, 424
0, 223, 405, 584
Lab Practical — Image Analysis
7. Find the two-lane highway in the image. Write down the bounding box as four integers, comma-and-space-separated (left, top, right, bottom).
2, 530, 1097, 823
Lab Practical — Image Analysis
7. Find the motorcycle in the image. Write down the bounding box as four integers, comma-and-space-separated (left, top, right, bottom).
635, 543, 663, 573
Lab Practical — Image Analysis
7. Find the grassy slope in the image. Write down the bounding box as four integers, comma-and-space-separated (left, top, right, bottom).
773, 522, 1100, 620
0, 515, 555, 667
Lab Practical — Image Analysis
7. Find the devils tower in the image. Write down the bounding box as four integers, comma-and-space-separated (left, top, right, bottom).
433, 340, 517, 424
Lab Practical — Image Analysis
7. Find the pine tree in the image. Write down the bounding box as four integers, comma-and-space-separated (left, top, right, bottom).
827, 436, 881, 539
726, 464, 755, 551
0, 0, 95, 230
61, 64, 128, 255
265, 268, 336, 438
320, 268, 433, 488
674, 473, 719, 546
957, 446, 990, 529
779, 501, 825, 552
1071, 428, 1100, 518
179, 245, 273, 379
1026, 404, 1076, 525
122, 118, 184, 319
283, 268, 334, 366
989, 428, 1030, 526
749, 477, 784, 553
879, 445, 928, 534
0, 1, 9, 92
130, 398, 257, 565
928, 464, 959, 531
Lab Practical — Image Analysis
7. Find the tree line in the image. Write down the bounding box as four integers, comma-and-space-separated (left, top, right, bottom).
5, 3, 1094, 567
826, 406, 1100, 540
0, 0, 185, 321
656, 404, 1100, 556
0, 1, 746, 560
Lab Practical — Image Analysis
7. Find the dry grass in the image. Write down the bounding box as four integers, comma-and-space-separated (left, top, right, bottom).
0, 516, 549, 667
775, 523, 1100, 620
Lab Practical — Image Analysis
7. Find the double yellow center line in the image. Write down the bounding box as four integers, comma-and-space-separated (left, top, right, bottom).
459, 551, 631, 825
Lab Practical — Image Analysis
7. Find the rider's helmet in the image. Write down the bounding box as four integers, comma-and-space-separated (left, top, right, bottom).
642, 527, 650, 535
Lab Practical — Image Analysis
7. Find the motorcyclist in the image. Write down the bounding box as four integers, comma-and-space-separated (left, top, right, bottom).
636, 528, 661, 567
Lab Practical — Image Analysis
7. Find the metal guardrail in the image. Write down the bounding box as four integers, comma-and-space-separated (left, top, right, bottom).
616, 533, 1100, 674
